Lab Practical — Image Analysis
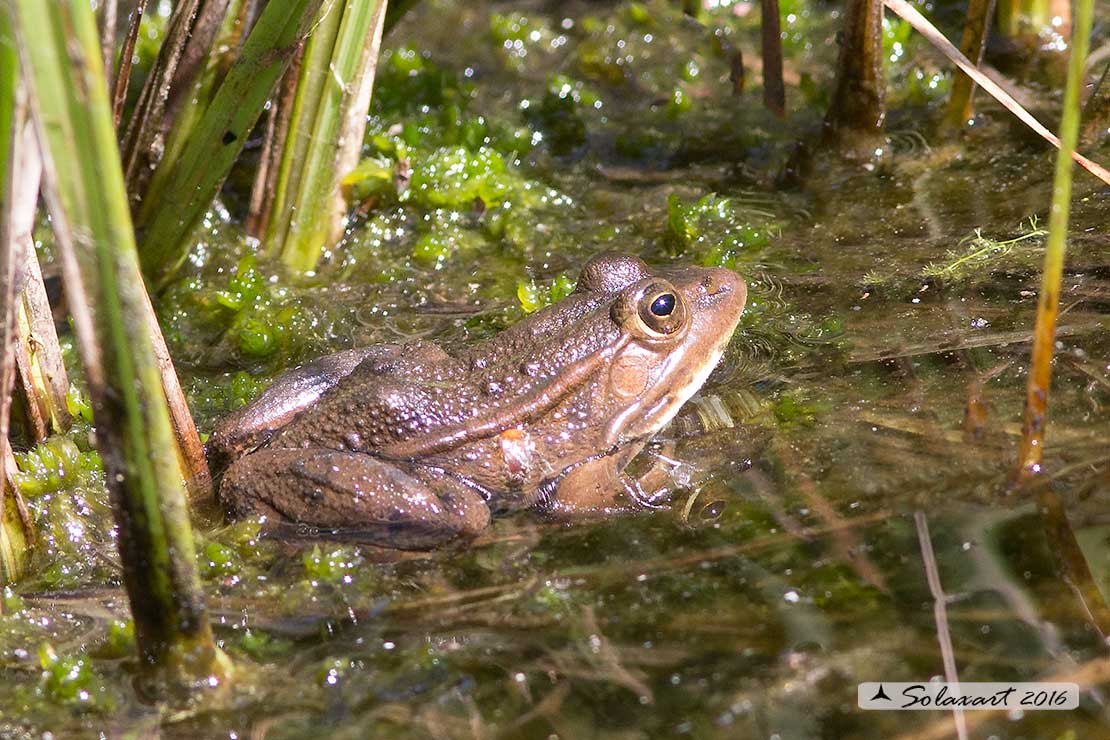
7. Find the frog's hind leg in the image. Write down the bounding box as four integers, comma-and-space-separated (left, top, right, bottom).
219, 448, 491, 550
206, 343, 447, 471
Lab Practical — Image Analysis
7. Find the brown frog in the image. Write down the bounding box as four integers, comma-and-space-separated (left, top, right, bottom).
209, 253, 746, 549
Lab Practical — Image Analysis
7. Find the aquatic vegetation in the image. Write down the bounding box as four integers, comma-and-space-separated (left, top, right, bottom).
665, 193, 777, 268
10, 436, 91, 499
3, 0, 1110, 733
303, 545, 362, 585
517, 272, 577, 313
37, 644, 112, 710
920, 218, 1048, 283
523, 77, 591, 155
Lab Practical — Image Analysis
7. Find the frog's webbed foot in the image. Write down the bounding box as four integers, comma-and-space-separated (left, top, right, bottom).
219, 448, 490, 550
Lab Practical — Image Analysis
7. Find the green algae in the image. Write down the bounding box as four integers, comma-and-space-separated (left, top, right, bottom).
517, 271, 576, 313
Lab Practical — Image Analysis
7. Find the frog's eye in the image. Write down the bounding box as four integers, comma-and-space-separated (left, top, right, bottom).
650, 293, 676, 317
635, 283, 687, 337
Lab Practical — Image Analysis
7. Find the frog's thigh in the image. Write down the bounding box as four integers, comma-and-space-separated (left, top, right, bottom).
207, 347, 383, 470
221, 448, 490, 549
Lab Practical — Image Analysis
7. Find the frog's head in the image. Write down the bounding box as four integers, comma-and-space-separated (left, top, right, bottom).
574, 252, 747, 446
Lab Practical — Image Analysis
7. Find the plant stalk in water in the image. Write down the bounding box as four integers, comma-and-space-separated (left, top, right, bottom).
0, 13, 33, 583
12, 0, 227, 685
9, 122, 71, 443
136, 0, 325, 287
1016, 0, 1094, 479
997, 0, 1053, 40
825, 0, 885, 135
265, 0, 389, 271
943, 0, 996, 128
760, 0, 785, 116
120, 0, 203, 201
154, 0, 248, 195
110, 0, 151, 128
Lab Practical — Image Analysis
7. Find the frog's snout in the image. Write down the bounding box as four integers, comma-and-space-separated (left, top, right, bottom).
699, 268, 738, 296
700, 268, 747, 313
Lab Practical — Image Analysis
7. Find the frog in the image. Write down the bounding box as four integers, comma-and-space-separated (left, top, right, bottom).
208, 253, 747, 549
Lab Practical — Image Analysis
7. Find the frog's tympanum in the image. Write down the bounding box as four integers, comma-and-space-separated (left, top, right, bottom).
209, 253, 747, 548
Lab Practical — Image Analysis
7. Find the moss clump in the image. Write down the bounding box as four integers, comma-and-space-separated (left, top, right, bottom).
38, 644, 113, 710
303, 545, 361, 585
412, 210, 488, 269
772, 391, 829, 427
339, 48, 575, 279
523, 77, 591, 156
665, 193, 776, 268
93, 620, 136, 660
517, 272, 576, 313
235, 629, 292, 661
408, 146, 514, 209
162, 254, 319, 366
11, 436, 94, 499
489, 13, 559, 73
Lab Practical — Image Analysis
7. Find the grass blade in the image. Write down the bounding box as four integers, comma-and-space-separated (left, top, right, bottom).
136, 0, 325, 287
13, 0, 226, 686
1016, 0, 1095, 477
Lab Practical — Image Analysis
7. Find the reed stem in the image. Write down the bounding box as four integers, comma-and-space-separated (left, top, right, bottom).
943, 0, 996, 128
12, 0, 226, 687
135, 0, 324, 287
1016, 0, 1094, 479
265, 0, 389, 272
760, 0, 785, 116
11, 129, 71, 443
825, 0, 885, 134
0, 10, 33, 584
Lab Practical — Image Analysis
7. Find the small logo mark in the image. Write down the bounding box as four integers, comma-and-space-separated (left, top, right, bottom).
870, 684, 892, 702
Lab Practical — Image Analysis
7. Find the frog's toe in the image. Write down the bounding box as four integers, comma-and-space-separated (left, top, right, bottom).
219, 448, 490, 549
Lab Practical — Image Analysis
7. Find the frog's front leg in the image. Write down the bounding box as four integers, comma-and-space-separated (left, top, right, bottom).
548, 443, 673, 515
219, 448, 491, 549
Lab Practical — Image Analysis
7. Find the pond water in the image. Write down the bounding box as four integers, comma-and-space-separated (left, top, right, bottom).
4, 0, 1110, 737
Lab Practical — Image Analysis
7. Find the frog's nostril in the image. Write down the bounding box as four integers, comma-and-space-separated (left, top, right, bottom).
702, 272, 733, 296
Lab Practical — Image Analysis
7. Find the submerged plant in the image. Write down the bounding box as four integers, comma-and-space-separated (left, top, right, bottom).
920, 217, 1048, 282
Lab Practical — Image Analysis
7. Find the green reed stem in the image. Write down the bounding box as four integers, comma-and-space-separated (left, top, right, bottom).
136, 0, 324, 288
944, 0, 995, 128
0, 8, 33, 584
155, 0, 248, 196
1017, 0, 1094, 479
266, 0, 389, 272
12, 0, 227, 687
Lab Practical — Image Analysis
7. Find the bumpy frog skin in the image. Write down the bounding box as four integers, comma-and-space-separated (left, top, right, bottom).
209, 253, 747, 549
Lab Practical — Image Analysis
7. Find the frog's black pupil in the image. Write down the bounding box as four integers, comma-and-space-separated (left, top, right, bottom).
651, 294, 676, 317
